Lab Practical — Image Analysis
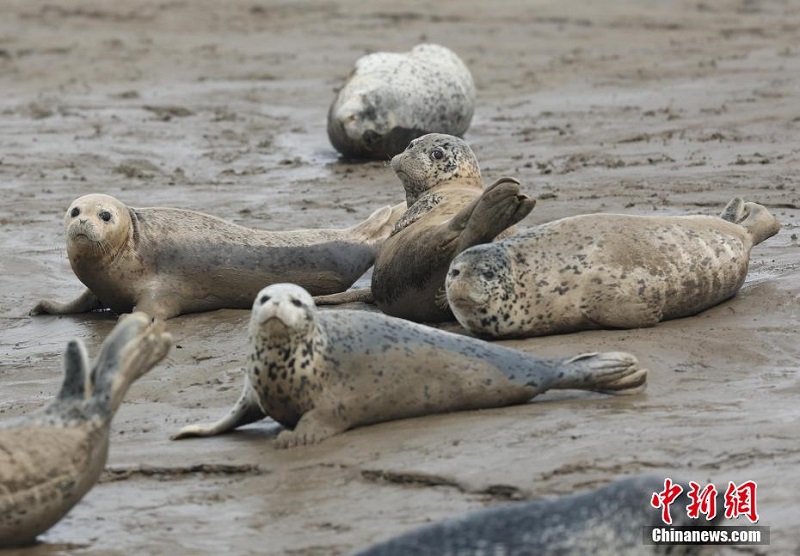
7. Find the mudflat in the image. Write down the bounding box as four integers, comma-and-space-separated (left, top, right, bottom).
1, 1, 798, 554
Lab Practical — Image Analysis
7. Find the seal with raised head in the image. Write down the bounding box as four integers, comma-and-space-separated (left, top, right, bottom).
30, 194, 404, 319
173, 283, 647, 448
315, 133, 535, 322
446, 197, 782, 339
328, 44, 476, 159
353, 475, 725, 555
0, 313, 171, 546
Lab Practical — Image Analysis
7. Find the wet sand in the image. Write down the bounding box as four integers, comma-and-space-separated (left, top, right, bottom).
1, 0, 798, 554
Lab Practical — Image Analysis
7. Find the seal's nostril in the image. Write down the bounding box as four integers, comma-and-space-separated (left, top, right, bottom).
451, 269, 460, 277
259, 295, 271, 305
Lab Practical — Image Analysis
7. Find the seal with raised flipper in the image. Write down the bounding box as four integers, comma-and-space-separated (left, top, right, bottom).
353, 475, 725, 555
327, 44, 475, 159
30, 194, 404, 320
172, 283, 647, 448
0, 313, 171, 546
446, 197, 781, 339
315, 133, 535, 323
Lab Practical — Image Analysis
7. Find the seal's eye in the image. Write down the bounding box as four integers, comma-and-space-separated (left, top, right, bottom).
70, 207, 80, 218
482, 270, 495, 280
291, 299, 303, 308
259, 295, 271, 304
431, 149, 444, 160
99, 211, 112, 222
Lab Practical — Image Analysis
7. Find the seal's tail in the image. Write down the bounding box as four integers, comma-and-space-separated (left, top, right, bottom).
719, 197, 781, 246
348, 202, 407, 244
548, 352, 648, 395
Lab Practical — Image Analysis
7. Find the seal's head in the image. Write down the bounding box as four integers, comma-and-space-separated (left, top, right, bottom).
391, 133, 482, 206
446, 244, 515, 334
250, 284, 317, 346
64, 194, 131, 262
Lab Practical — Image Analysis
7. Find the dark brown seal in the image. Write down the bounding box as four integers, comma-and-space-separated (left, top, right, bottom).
315, 133, 535, 322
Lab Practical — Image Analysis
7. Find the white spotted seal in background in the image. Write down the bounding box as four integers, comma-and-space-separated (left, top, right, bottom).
353, 475, 725, 555
446, 197, 781, 339
0, 313, 171, 546
315, 133, 535, 322
327, 44, 476, 159
173, 284, 647, 448
30, 193, 405, 319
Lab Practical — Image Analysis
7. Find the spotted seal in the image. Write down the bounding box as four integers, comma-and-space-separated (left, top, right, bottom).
0, 313, 171, 546
172, 283, 647, 448
353, 475, 725, 555
315, 133, 535, 322
327, 44, 476, 159
30, 194, 404, 319
446, 197, 781, 339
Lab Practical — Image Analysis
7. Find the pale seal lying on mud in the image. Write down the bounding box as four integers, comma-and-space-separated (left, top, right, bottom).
30, 193, 404, 319
315, 133, 535, 322
327, 44, 476, 159
173, 283, 647, 448
0, 313, 171, 546
353, 475, 725, 555
446, 197, 781, 339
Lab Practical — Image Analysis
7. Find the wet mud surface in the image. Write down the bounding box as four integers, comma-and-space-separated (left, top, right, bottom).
1, 0, 798, 554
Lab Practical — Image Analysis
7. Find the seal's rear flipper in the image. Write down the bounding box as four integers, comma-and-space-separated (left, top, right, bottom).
349, 203, 407, 244
313, 287, 374, 306
547, 352, 648, 395
90, 313, 172, 417
57, 340, 91, 401
172, 381, 266, 439
719, 197, 781, 246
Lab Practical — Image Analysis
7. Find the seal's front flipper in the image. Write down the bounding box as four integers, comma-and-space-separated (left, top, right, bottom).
313, 287, 374, 306
172, 382, 265, 439
30, 288, 104, 316
583, 294, 663, 329
274, 409, 348, 449
546, 352, 648, 395
453, 178, 535, 250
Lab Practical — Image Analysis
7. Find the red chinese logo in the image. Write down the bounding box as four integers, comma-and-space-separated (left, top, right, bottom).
724, 480, 759, 523
651, 478, 760, 525
651, 478, 684, 525
686, 481, 718, 520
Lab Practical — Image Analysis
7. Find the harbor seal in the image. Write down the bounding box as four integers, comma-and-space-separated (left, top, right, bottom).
446, 197, 782, 339
353, 475, 725, 555
172, 283, 647, 448
327, 44, 476, 159
0, 313, 171, 546
30, 194, 404, 320
315, 133, 535, 322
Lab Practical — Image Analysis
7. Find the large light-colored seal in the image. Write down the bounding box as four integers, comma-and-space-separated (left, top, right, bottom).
446, 197, 782, 339
327, 44, 476, 159
0, 313, 171, 546
315, 133, 535, 322
353, 475, 725, 555
30, 194, 404, 319
173, 283, 647, 448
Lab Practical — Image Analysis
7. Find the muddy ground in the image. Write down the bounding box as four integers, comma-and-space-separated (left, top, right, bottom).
1, 0, 798, 554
